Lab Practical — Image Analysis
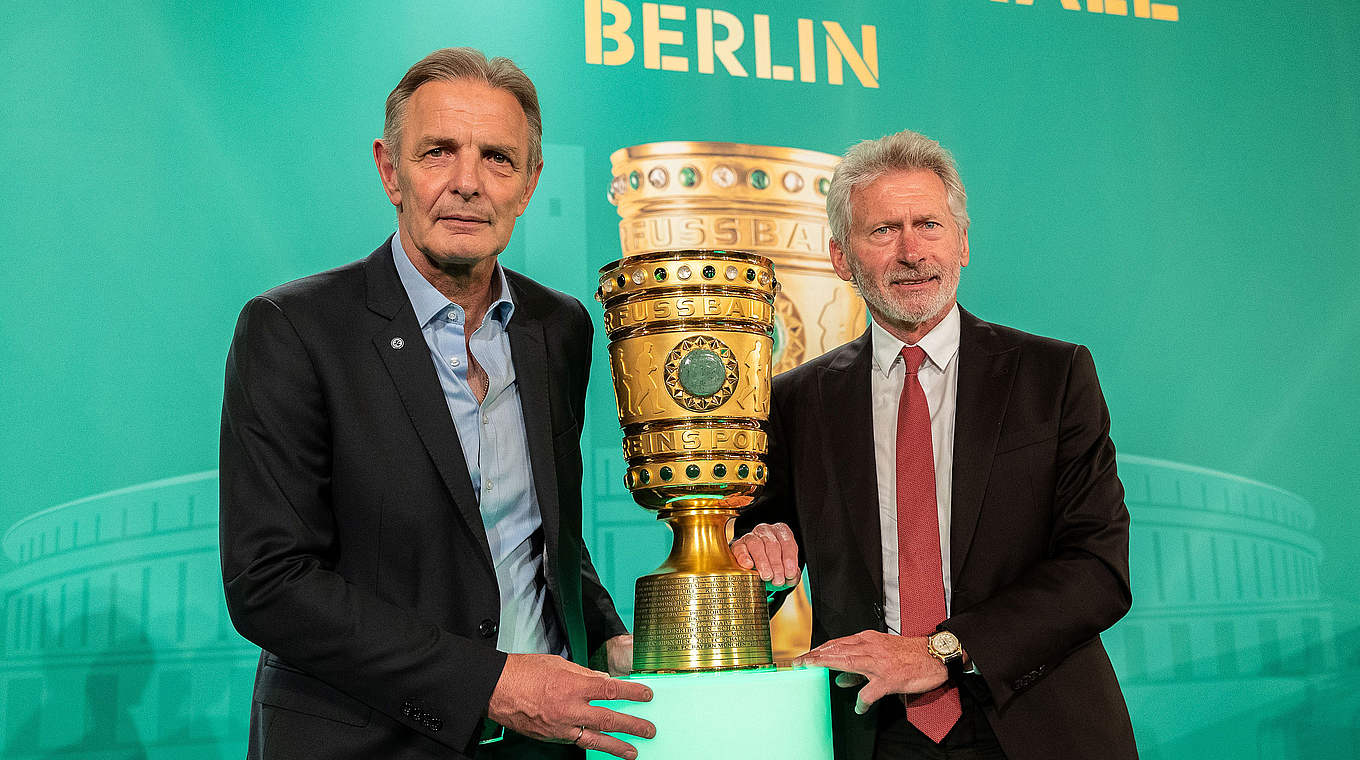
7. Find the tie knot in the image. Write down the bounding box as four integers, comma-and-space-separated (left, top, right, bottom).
901, 345, 928, 375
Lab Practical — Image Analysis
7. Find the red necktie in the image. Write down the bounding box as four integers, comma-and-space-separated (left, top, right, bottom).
896, 345, 961, 743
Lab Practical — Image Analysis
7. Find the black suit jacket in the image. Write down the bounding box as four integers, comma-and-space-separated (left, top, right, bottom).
738, 307, 1135, 759
220, 240, 625, 759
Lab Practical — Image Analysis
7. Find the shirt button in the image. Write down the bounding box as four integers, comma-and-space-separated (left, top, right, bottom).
449, 357, 461, 367
482, 415, 490, 425
478, 619, 498, 638
485, 480, 494, 491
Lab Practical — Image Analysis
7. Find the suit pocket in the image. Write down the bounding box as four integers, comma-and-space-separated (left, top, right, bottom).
256, 658, 373, 727
994, 424, 1056, 455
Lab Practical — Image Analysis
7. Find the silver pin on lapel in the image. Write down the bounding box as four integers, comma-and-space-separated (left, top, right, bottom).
390, 337, 405, 349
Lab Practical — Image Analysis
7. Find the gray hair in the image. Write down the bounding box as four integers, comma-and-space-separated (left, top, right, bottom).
382, 47, 543, 170
826, 129, 969, 245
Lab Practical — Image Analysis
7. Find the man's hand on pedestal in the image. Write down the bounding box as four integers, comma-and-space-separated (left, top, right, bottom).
730, 522, 801, 591
488, 653, 655, 759
794, 631, 949, 714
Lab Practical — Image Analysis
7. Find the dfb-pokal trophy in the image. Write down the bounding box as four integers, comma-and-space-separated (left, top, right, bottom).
588, 142, 846, 758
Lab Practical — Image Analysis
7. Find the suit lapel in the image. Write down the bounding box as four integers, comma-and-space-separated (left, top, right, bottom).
817, 330, 884, 596
365, 242, 494, 572
950, 307, 1018, 582
504, 285, 562, 589
505, 273, 576, 649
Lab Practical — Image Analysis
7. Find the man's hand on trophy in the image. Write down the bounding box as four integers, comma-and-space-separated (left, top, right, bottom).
488, 653, 655, 759
793, 631, 949, 715
730, 521, 801, 591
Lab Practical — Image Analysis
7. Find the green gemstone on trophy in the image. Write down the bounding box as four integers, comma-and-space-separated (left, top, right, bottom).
654, 267, 667, 282
660, 466, 673, 481
702, 265, 716, 279
686, 464, 701, 479
714, 463, 727, 477
629, 170, 640, 190
640, 469, 651, 484
750, 169, 769, 189
677, 349, 727, 397
738, 464, 750, 478
679, 166, 698, 186
817, 177, 830, 195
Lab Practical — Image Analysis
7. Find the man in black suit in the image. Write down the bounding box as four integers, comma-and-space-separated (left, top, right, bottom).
732, 130, 1135, 759
220, 48, 653, 760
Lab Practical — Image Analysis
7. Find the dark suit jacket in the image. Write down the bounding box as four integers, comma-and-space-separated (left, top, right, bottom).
220, 240, 625, 759
737, 307, 1135, 760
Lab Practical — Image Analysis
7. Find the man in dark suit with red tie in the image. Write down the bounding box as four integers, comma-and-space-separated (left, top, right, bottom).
732, 130, 1136, 759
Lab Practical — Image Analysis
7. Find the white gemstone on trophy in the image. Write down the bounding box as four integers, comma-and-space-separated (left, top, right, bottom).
632, 270, 645, 284
726, 266, 739, 280
648, 167, 668, 188
782, 171, 804, 192
678, 265, 692, 280
712, 165, 737, 187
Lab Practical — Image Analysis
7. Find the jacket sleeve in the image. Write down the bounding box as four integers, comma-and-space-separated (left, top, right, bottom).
733, 377, 805, 615
941, 345, 1132, 710
219, 295, 504, 754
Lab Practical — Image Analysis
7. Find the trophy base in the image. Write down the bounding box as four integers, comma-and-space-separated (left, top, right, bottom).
630, 507, 774, 672
632, 570, 773, 672
586, 666, 834, 760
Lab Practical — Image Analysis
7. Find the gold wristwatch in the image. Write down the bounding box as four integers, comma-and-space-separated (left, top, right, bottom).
927, 630, 963, 665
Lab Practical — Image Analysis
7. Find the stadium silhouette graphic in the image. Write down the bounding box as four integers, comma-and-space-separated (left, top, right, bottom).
2, 459, 1356, 758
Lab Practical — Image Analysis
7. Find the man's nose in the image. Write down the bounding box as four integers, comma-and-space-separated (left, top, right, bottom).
446, 152, 481, 199
895, 232, 924, 263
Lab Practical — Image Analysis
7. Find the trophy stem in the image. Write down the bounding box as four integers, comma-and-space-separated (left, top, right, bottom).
632, 505, 774, 673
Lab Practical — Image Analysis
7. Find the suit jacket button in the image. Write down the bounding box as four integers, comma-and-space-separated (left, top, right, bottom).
479, 619, 498, 638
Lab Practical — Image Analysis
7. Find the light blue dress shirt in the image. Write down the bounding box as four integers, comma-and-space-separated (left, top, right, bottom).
392, 233, 563, 656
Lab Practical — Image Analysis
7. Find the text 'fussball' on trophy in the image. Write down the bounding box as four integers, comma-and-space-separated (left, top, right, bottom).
596, 250, 778, 673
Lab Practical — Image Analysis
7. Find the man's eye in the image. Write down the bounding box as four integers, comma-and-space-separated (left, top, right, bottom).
921, 221, 941, 230
489, 152, 509, 164
425, 148, 445, 158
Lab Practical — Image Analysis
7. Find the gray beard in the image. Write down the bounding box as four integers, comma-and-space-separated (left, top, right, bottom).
846, 255, 960, 328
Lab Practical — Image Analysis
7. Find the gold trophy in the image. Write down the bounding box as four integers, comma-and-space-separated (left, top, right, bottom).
599, 142, 867, 672
596, 250, 778, 672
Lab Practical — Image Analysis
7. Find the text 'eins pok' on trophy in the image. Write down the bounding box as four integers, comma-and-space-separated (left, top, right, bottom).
596, 250, 777, 673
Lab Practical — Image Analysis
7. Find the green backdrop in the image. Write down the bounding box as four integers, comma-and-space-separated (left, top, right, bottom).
3, 1, 1358, 757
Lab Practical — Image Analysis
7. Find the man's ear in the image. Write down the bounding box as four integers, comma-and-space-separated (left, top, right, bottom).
374, 139, 402, 208
515, 160, 543, 217
829, 238, 854, 283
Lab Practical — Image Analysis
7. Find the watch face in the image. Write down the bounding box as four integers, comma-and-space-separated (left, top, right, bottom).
932, 631, 959, 656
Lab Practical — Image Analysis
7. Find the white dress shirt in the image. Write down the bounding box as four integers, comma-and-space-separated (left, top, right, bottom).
869, 304, 962, 634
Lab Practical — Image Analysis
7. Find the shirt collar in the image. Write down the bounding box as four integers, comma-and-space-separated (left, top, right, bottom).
870, 303, 961, 377
391, 231, 516, 328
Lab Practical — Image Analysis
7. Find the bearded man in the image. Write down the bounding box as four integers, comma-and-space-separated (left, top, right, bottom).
731, 130, 1136, 759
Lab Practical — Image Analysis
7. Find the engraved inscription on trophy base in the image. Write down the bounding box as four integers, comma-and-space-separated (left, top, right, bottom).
633, 571, 773, 672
